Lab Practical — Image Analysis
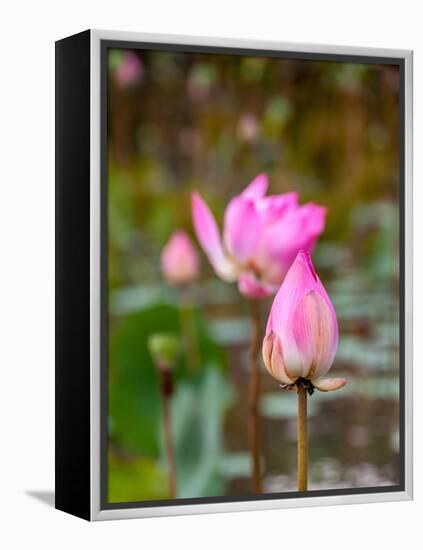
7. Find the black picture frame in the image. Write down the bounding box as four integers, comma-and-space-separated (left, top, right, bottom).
55, 29, 413, 521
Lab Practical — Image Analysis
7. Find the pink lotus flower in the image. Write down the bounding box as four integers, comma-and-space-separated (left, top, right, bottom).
161, 231, 199, 286
191, 174, 326, 298
262, 250, 346, 393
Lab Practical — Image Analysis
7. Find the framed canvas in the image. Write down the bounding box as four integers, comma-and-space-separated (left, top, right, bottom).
55, 29, 413, 521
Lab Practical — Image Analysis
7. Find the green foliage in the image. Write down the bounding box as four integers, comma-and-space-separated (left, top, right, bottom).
148, 332, 180, 369
108, 49, 124, 71
108, 453, 169, 502
262, 97, 291, 138
166, 366, 234, 498
108, 302, 235, 501
109, 303, 224, 455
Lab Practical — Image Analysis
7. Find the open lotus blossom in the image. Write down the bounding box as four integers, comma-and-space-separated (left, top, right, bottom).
161, 230, 199, 285
262, 250, 346, 393
191, 174, 326, 298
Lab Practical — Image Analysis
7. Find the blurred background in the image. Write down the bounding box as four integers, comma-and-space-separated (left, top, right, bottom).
106, 47, 401, 503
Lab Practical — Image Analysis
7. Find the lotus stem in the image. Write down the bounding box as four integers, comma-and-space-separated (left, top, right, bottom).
160, 368, 177, 499
248, 299, 261, 493
297, 384, 308, 491
179, 295, 200, 374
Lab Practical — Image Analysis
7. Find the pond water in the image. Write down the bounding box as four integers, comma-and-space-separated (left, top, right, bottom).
109, 256, 400, 500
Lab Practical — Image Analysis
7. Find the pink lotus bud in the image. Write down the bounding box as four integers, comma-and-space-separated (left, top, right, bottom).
161, 231, 199, 286
115, 51, 143, 89
237, 113, 260, 142
262, 251, 346, 393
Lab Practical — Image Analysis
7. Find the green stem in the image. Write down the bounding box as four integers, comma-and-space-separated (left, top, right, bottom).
158, 367, 177, 499
297, 385, 308, 491
178, 293, 200, 374
162, 382, 177, 499
248, 299, 261, 493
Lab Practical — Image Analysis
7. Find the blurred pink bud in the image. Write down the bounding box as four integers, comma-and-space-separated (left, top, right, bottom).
262, 251, 346, 393
161, 231, 199, 286
237, 113, 260, 142
115, 51, 143, 89
191, 174, 326, 299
